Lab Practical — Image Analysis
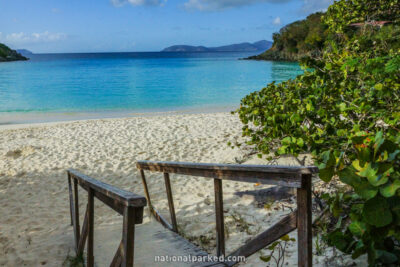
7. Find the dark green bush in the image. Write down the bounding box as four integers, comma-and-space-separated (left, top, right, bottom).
237, 0, 400, 265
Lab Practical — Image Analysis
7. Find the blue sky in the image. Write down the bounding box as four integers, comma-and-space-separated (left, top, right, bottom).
0, 0, 333, 53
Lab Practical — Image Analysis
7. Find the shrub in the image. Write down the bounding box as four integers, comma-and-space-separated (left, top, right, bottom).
236, 0, 400, 265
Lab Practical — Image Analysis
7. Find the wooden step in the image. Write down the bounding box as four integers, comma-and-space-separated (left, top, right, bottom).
93, 219, 226, 267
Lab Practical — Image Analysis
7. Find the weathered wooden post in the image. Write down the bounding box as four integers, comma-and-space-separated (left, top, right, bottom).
164, 172, 178, 232
122, 206, 135, 267
87, 188, 94, 267
297, 173, 312, 267
214, 178, 225, 257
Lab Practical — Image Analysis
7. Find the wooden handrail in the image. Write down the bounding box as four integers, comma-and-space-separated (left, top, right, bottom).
67, 169, 146, 267
68, 169, 146, 207
136, 160, 317, 188
137, 161, 315, 267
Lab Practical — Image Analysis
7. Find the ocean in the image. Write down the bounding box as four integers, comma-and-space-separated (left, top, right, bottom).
0, 51, 302, 123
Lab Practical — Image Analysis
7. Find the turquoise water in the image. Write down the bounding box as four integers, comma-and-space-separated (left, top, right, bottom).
0, 52, 302, 114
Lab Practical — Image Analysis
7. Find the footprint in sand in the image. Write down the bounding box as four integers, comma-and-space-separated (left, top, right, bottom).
5, 146, 38, 159
5, 149, 22, 159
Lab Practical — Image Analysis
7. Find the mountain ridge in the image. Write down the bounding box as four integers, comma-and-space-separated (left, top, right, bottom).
16, 49, 34, 57
162, 40, 272, 52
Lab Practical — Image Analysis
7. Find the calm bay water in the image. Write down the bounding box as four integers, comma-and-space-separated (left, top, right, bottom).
0, 52, 301, 117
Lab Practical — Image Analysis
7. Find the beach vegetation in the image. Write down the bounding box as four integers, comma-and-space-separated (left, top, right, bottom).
229, 211, 254, 235
236, 0, 400, 265
247, 0, 400, 62
260, 234, 296, 267
247, 12, 329, 61
62, 253, 85, 267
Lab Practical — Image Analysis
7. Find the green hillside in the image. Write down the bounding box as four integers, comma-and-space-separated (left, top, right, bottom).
247, 12, 329, 61
0, 43, 28, 62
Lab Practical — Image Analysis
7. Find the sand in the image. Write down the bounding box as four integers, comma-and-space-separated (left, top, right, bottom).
0, 112, 366, 266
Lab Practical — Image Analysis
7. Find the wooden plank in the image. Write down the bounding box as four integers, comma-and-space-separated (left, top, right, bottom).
110, 241, 123, 267
87, 188, 94, 267
68, 173, 73, 226
136, 161, 317, 188
76, 182, 144, 224
141, 166, 300, 188
214, 179, 225, 257
297, 174, 312, 267
122, 206, 135, 267
164, 173, 178, 232
136, 161, 318, 174
77, 206, 89, 255
70, 180, 79, 253
68, 169, 146, 207
225, 211, 297, 267
139, 169, 153, 209
151, 207, 174, 231
73, 178, 80, 249
198, 263, 228, 267
127, 221, 227, 266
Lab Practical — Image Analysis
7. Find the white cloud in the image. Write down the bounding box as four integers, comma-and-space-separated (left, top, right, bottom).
111, 0, 165, 7
273, 16, 281, 25
0, 31, 67, 46
301, 0, 333, 14
184, 0, 290, 11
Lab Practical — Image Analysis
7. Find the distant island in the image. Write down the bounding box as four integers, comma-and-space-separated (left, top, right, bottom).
162, 40, 272, 52
0, 43, 29, 62
246, 13, 326, 61
16, 49, 34, 57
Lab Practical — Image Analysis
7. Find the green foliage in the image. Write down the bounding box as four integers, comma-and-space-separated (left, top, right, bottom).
324, 0, 400, 33
260, 234, 295, 267
0, 43, 27, 62
237, 0, 400, 265
62, 253, 85, 267
248, 12, 330, 61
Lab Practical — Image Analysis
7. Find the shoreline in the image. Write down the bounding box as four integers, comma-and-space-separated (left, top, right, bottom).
0, 104, 238, 130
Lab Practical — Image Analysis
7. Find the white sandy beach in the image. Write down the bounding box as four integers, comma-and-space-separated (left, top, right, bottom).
0, 112, 364, 266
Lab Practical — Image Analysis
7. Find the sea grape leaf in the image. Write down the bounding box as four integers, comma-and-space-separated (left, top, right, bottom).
352, 160, 363, 171
268, 241, 279, 250
363, 196, 393, 227
326, 229, 355, 253
319, 167, 335, 182
319, 150, 336, 182
375, 83, 383, 91
354, 179, 378, 200
349, 221, 366, 237
280, 234, 290, 241
374, 131, 384, 156
297, 138, 304, 147
358, 147, 371, 164
380, 180, 400, 198
376, 250, 398, 264
357, 162, 388, 186
387, 197, 400, 225
260, 256, 271, 263
339, 166, 360, 186
388, 150, 400, 161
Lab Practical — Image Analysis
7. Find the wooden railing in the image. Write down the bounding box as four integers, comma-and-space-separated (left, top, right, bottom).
136, 161, 318, 267
67, 169, 147, 267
